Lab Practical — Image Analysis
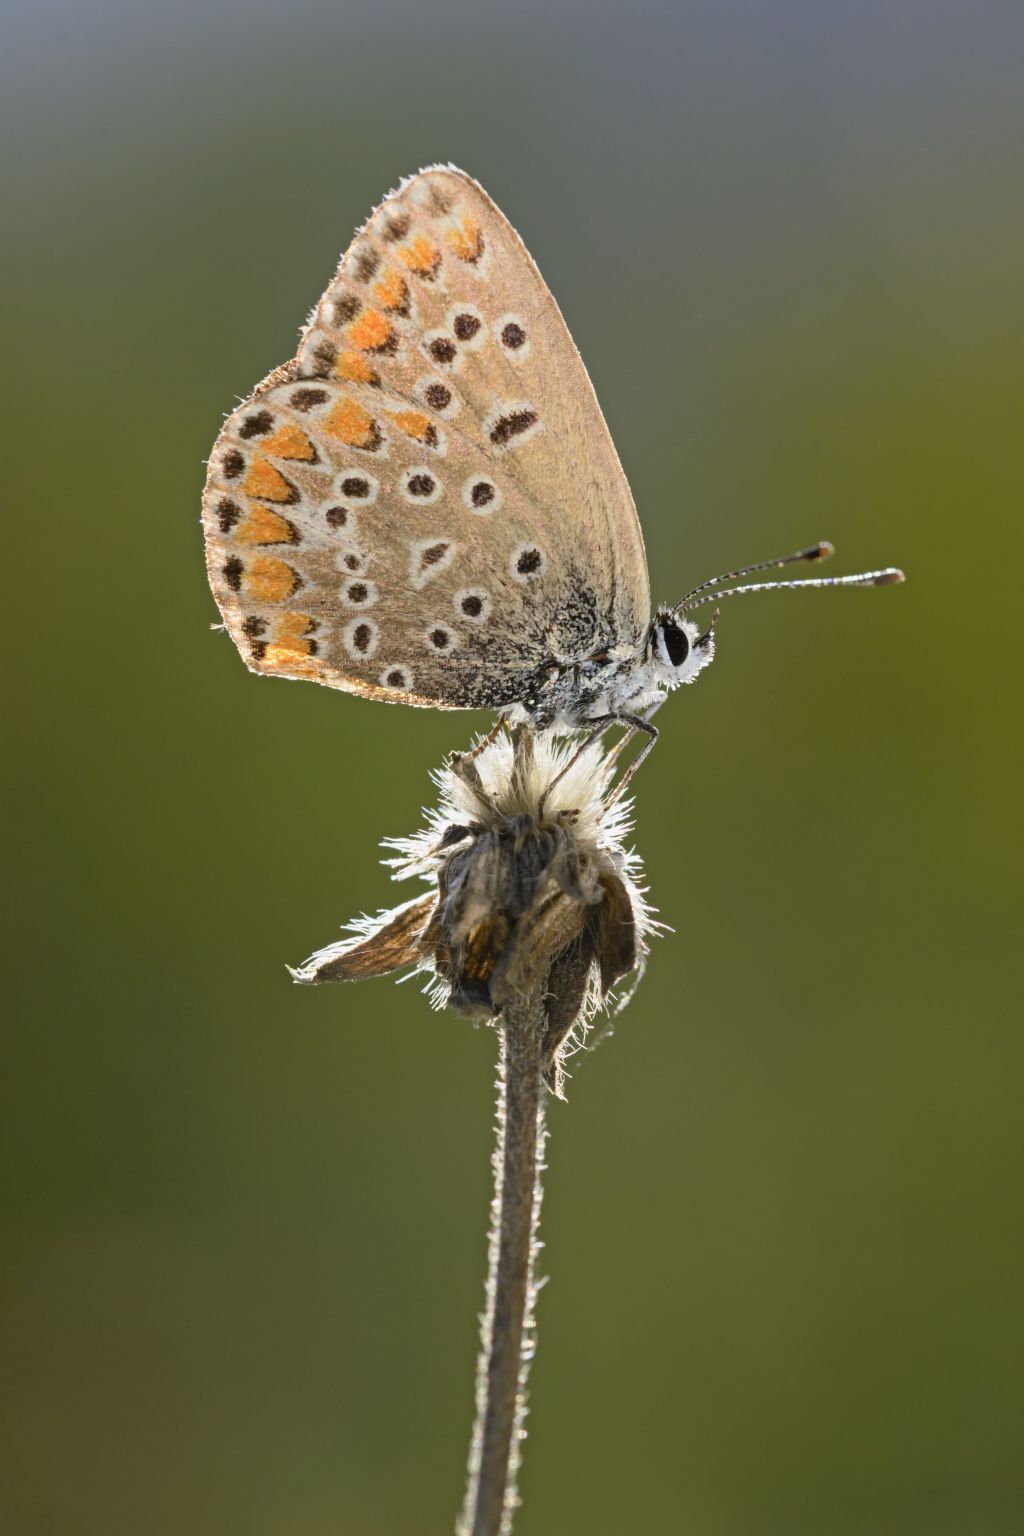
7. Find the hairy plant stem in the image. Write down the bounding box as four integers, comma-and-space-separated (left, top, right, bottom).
458, 986, 549, 1536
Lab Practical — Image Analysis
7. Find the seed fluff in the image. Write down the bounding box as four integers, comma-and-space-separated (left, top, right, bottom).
290, 725, 657, 1097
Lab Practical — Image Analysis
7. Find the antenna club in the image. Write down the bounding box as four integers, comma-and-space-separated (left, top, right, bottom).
873, 568, 905, 586
808, 541, 834, 562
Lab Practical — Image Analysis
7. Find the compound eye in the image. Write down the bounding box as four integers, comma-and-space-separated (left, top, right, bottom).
661, 619, 690, 668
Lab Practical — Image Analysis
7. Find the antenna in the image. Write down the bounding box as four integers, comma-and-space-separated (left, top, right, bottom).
673, 541, 834, 616
680, 565, 904, 613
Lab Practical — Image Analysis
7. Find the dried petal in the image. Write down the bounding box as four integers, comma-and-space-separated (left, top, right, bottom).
291, 893, 436, 984
587, 874, 638, 993
542, 934, 597, 1060
488, 890, 587, 1010
445, 913, 513, 1015
504, 821, 557, 917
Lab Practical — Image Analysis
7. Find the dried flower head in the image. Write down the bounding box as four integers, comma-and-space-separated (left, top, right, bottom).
292, 725, 655, 1094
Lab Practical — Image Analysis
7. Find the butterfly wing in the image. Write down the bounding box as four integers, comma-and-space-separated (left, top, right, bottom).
202, 166, 650, 709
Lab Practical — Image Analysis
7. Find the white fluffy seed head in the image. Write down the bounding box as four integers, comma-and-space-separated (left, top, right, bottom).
294, 726, 658, 1096
386, 729, 645, 903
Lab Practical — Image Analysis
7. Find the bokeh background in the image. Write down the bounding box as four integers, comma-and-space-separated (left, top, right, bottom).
4, 1, 1022, 1531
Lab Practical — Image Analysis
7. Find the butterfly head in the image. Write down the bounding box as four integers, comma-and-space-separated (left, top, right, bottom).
649, 610, 716, 690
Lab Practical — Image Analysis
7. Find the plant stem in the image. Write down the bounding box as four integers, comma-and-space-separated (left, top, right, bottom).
458, 987, 549, 1536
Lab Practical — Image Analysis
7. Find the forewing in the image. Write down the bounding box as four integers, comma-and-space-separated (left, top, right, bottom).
202, 166, 650, 708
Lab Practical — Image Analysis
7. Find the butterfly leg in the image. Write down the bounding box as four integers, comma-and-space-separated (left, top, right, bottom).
453, 714, 508, 770
610, 714, 659, 800
536, 715, 622, 820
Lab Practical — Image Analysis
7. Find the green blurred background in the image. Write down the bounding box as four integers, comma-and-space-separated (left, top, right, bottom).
4, 1, 1022, 1531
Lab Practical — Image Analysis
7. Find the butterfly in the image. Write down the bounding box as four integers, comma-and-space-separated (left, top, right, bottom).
203, 165, 902, 775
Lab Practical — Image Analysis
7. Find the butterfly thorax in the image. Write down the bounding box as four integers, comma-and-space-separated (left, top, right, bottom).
510, 613, 714, 731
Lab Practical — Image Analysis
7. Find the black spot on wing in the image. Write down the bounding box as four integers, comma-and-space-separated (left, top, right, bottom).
489, 409, 538, 446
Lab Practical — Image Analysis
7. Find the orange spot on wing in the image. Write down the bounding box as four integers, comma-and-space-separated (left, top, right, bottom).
242, 456, 294, 503
372, 269, 408, 311
346, 308, 395, 351
262, 642, 319, 671
237, 506, 296, 545
445, 216, 483, 263
260, 423, 315, 460
276, 612, 315, 642
334, 350, 378, 384
245, 556, 299, 602
324, 397, 378, 448
257, 612, 319, 669
397, 235, 440, 275
386, 409, 433, 442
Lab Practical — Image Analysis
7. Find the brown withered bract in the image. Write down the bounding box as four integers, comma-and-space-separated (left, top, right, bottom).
292, 725, 653, 1095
